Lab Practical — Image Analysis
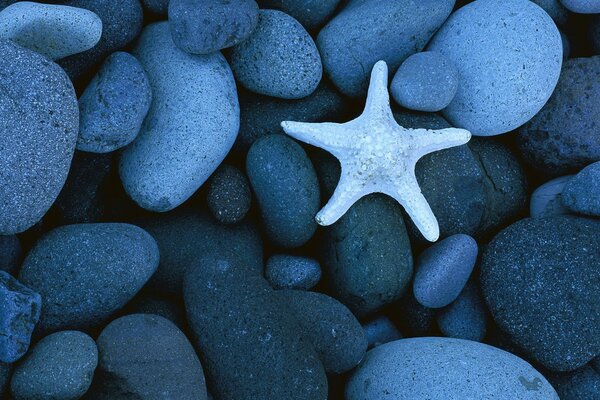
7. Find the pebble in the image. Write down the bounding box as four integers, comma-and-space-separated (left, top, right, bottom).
184, 255, 327, 400
548, 366, 600, 400
137, 207, 263, 294
362, 316, 402, 349
257, 0, 341, 31
169, 0, 259, 54
346, 337, 559, 399
19, 223, 159, 334
428, 0, 563, 136
126, 294, 186, 330
562, 161, 600, 216
533, 0, 569, 26
396, 290, 435, 336
10, 331, 97, 400
560, 0, 600, 13
246, 134, 320, 248
391, 51, 459, 112
120, 22, 239, 212
530, 176, 574, 218
59, 0, 143, 82
230, 9, 322, 99
317, 0, 454, 98
0, 271, 41, 363
0, 235, 21, 275
206, 164, 252, 225
321, 194, 413, 317
437, 280, 487, 342
142, 0, 168, 15
480, 216, 600, 371
0, 362, 10, 395
518, 56, 600, 175
0, 2, 102, 60
265, 255, 321, 290
77, 52, 151, 153
89, 314, 207, 399
0, 40, 78, 235
413, 234, 478, 308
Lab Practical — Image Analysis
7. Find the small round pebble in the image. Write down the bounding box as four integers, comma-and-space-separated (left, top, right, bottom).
0, 235, 21, 275
362, 316, 402, 349
437, 280, 487, 342
0, 2, 102, 60
78, 52, 152, 153
169, 0, 259, 54
391, 51, 459, 112
530, 176, 574, 218
560, 0, 600, 13
10, 331, 97, 400
230, 9, 322, 99
246, 135, 320, 248
265, 255, 321, 290
257, 0, 341, 31
206, 164, 252, 225
413, 234, 478, 308
562, 161, 600, 216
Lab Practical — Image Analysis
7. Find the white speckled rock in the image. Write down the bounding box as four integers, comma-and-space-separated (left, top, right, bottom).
0, 2, 102, 60
120, 22, 239, 211
346, 337, 559, 400
428, 0, 563, 136
530, 176, 574, 218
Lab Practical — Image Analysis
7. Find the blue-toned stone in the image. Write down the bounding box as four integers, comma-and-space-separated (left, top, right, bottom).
530, 176, 574, 218
169, 0, 259, 54
518, 57, 600, 175
10, 331, 97, 400
78, 52, 151, 153
437, 280, 487, 342
413, 234, 478, 308
230, 10, 322, 99
0, 271, 41, 363
265, 255, 321, 290
362, 316, 402, 349
391, 51, 458, 112
548, 366, 600, 400
560, 0, 600, 13
206, 164, 252, 225
562, 161, 600, 216
0, 40, 78, 235
0, 236, 21, 275
246, 134, 320, 248
257, 0, 340, 31
0, 362, 10, 395
0, 2, 102, 60
428, 0, 562, 136
396, 289, 436, 337
126, 294, 186, 329
481, 216, 600, 371
143, 0, 168, 14
19, 223, 159, 334
347, 338, 559, 400
120, 22, 239, 212
532, 0, 569, 26
278, 289, 367, 374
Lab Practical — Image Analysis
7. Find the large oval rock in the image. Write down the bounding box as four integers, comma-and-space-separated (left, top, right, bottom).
428, 0, 562, 136
0, 40, 79, 234
120, 22, 239, 211
247, 134, 320, 248
317, 0, 454, 98
346, 337, 559, 399
184, 255, 328, 400
88, 314, 207, 399
481, 216, 600, 371
518, 57, 600, 175
19, 223, 159, 333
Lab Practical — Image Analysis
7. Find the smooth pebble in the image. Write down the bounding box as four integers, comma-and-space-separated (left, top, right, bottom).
562, 161, 600, 216
265, 255, 321, 290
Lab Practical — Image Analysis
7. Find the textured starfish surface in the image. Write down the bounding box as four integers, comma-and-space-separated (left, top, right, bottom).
281, 60, 472, 242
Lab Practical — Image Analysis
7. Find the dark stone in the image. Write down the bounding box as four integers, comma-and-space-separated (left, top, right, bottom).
206, 164, 252, 225
125, 294, 186, 330
547, 366, 600, 400
562, 161, 600, 216
265, 255, 321, 290
0, 235, 21, 275
257, 0, 341, 31
362, 316, 402, 349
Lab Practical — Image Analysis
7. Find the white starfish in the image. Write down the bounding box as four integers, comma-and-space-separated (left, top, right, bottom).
281, 60, 472, 242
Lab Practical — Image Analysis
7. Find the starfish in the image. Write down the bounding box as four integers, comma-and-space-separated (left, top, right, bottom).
281, 60, 472, 242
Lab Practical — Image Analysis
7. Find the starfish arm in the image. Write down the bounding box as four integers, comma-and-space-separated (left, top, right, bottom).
362, 60, 394, 119
280, 121, 351, 155
315, 165, 369, 226
410, 127, 472, 159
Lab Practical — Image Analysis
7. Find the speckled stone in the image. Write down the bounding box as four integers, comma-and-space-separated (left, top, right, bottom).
59, 0, 143, 82
317, 0, 454, 98
428, 0, 563, 136
206, 164, 252, 225
391, 51, 458, 112
396, 289, 435, 336
120, 22, 239, 212
10, 331, 97, 400
0, 271, 41, 363
246, 134, 320, 248
278, 289, 367, 374
562, 161, 600, 216
560, 0, 600, 13
230, 9, 322, 99
265, 255, 321, 290
126, 294, 186, 330
78, 52, 151, 153
0, 40, 78, 235
257, 0, 341, 31
169, 0, 259, 54
19, 223, 159, 334
0, 362, 10, 395
346, 338, 559, 400
481, 216, 600, 371
437, 280, 487, 342
0, 236, 21, 275
362, 316, 402, 349
548, 366, 600, 400
184, 255, 327, 400
518, 57, 600, 175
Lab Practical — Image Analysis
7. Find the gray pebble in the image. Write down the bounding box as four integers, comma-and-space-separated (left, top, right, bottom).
560, 0, 600, 13
437, 281, 487, 342
257, 0, 341, 31
265, 255, 321, 290
362, 316, 402, 349
206, 164, 252, 225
